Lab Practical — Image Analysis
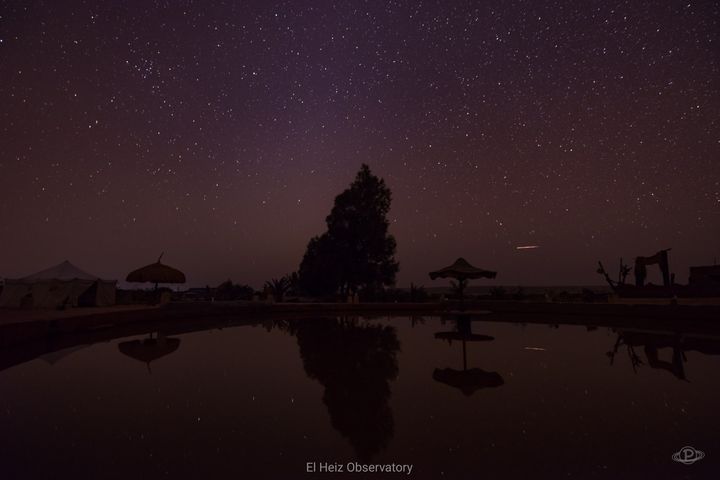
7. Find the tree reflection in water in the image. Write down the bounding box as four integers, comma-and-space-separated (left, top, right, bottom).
277, 317, 400, 461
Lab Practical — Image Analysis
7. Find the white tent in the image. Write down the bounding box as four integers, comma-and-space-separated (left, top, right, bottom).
0, 261, 116, 309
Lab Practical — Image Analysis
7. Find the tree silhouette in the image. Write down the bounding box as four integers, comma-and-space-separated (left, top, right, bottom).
298, 164, 399, 296
297, 235, 343, 296
215, 279, 254, 300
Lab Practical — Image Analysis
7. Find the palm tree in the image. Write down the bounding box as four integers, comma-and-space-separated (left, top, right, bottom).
409, 282, 427, 302
449, 278, 469, 300
265, 276, 290, 302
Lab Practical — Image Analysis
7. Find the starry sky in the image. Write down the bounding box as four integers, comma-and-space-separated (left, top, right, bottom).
1, 0, 718, 288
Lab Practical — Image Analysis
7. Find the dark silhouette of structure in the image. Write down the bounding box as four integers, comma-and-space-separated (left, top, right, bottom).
607, 329, 720, 380
634, 249, 672, 287
689, 265, 720, 289
598, 249, 720, 297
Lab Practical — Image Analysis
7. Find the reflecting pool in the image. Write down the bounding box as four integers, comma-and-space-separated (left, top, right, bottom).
1, 316, 719, 479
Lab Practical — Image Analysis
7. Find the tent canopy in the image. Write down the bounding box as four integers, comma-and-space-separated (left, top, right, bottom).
0, 260, 116, 309
18, 260, 104, 282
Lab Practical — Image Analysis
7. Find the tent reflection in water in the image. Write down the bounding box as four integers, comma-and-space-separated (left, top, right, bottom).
118, 333, 181, 374
40, 345, 91, 366
429, 257, 497, 304
433, 317, 504, 396
0, 260, 116, 309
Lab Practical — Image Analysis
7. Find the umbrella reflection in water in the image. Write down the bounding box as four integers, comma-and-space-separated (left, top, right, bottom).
118, 333, 181, 374
433, 317, 504, 396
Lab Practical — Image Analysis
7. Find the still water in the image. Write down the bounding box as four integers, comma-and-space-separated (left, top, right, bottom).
1, 316, 719, 479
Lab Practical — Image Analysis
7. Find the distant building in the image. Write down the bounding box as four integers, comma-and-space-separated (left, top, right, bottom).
689, 265, 720, 288
182, 287, 214, 301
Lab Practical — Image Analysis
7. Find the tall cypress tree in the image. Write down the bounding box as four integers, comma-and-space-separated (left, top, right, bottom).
299, 164, 399, 296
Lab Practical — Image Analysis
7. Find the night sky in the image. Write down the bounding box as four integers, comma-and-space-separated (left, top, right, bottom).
1, 0, 718, 288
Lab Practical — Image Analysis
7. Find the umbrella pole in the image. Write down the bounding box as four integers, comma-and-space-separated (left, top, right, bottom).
462, 340, 467, 371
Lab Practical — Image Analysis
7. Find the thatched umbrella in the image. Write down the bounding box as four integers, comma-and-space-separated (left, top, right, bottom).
126, 253, 186, 289
429, 257, 496, 303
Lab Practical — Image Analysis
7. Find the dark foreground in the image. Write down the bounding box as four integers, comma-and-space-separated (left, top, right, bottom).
1, 308, 719, 479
